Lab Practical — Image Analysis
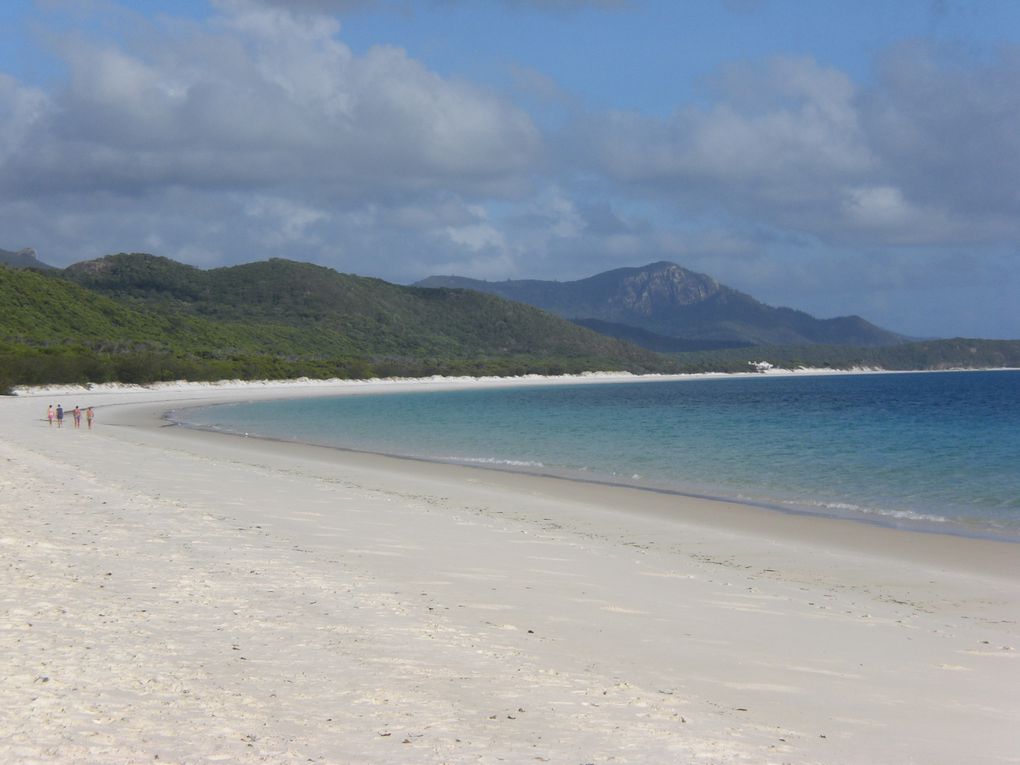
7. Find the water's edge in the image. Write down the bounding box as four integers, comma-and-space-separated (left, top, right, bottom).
166, 402, 1020, 545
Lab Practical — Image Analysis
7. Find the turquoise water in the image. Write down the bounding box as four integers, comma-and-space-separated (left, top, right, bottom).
178, 371, 1020, 540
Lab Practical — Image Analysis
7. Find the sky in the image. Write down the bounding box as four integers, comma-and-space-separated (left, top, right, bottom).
1, 0, 1019, 339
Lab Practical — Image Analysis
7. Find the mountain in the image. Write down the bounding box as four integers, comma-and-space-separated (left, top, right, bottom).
416, 262, 905, 349
0, 247, 56, 270
4, 253, 1018, 393
0, 253, 672, 390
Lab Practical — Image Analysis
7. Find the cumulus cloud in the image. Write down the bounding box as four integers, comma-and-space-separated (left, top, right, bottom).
578, 44, 1020, 250
574, 55, 892, 257
586, 57, 870, 182
244, 196, 329, 246
1, 0, 541, 200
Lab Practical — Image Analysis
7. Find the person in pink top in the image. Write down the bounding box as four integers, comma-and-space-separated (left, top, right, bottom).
47, 405, 54, 426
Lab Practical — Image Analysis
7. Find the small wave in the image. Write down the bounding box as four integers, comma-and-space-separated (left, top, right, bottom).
449, 456, 545, 468
779, 498, 948, 525
874, 509, 949, 523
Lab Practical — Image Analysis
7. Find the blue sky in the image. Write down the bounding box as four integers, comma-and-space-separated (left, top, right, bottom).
1, 0, 1019, 338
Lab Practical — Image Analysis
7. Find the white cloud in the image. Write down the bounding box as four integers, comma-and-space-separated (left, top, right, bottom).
583, 56, 875, 218
842, 185, 916, 229
578, 45, 1020, 251
0, 0, 541, 200
244, 196, 328, 245
0, 74, 49, 163
444, 222, 506, 252
444, 205, 506, 252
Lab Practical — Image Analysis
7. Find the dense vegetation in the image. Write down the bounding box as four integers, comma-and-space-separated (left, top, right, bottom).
0, 256, 673, 391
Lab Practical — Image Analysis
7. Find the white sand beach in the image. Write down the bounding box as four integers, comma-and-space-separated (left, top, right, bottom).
2, 377, 1018, 764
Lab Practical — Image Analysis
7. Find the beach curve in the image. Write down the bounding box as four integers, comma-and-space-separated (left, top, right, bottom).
2, 376, 1018, 764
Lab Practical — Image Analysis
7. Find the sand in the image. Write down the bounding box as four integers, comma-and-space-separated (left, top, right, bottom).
1, 377, 1018, 764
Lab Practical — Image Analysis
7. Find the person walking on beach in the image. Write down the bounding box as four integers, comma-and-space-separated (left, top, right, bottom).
56, 404, 64, 428
86, 407, 95, 430
47, 405, 54, 427
72, 405, 82, 429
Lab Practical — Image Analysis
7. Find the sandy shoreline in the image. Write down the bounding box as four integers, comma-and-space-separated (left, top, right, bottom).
2, 378, 1018, 763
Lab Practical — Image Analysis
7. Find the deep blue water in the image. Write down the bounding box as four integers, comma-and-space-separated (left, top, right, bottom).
178, 371, 1020, 540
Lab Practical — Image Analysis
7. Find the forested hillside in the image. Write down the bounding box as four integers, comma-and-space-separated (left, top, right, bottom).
1, 256, 672, 391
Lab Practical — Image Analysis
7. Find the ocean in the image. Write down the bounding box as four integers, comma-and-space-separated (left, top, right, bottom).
177, 370, 1020, 541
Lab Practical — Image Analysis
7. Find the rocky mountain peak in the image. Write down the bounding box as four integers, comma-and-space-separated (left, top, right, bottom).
0, 246, 56, 270
610, 262, 721, 316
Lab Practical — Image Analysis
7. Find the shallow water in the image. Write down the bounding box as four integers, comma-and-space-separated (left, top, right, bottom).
179, 370, 1020, 540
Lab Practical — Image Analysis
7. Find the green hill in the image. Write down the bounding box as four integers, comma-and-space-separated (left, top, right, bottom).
61, 254, 668, 361
1, 255, 672, 391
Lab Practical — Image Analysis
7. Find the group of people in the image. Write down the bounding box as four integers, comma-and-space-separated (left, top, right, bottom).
47, 404, 94, 430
